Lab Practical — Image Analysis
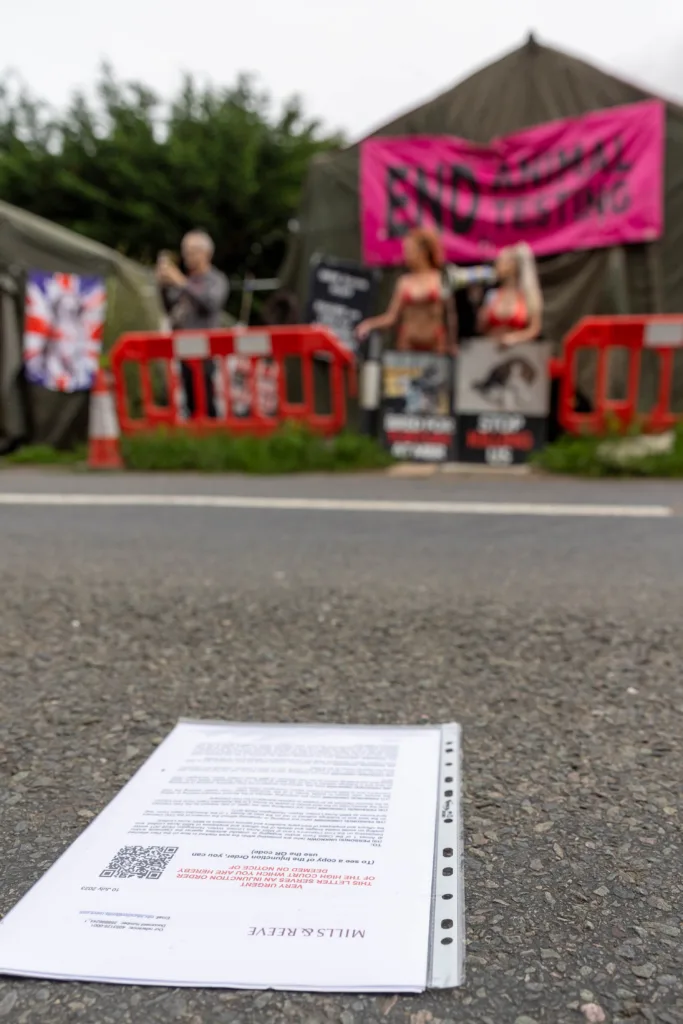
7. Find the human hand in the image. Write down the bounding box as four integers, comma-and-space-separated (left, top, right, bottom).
355, 321, 371, 341
157, 256, 185, 287
156, 256, 172, 283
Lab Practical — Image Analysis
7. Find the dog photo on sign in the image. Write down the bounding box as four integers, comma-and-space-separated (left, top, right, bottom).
472, 355, 537, 411
404, 360, 448, 416
382, 353, 451, 417
456, 339, 551, 417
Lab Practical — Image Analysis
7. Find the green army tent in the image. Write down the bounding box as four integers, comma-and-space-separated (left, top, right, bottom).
281, 34, 683, 351
0, 200, 161, 450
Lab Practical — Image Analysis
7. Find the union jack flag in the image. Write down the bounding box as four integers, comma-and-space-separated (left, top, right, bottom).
23, 271, 106, 392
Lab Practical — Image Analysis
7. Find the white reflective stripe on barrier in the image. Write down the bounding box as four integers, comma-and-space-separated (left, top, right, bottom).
644, 322, 683, 347
235, 332, 272, 356
173, 333, 210, 360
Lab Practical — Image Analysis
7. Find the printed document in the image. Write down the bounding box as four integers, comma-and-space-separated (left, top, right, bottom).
0, 722, 449, 992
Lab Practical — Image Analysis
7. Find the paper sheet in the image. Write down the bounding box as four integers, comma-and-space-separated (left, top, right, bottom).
0, 722, 447, 991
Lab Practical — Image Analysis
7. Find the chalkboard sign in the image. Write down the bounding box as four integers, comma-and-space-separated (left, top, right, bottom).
305, 255, 379, 351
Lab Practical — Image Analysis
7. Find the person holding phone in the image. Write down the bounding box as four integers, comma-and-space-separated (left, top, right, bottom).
156, 231, 229, 418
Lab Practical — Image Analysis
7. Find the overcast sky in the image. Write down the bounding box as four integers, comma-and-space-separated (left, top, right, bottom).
4, 0, 683, 138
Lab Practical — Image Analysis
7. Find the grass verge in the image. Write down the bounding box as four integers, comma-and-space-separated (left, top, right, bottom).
120, 424, 392, 473
1, 426, 393, 474
1, 444, 88, 467
532, 425, 683, 477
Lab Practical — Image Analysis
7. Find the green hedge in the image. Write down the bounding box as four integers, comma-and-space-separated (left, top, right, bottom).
532, 425, 683, 477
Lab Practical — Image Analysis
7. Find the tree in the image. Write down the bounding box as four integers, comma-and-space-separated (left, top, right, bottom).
0, 65, 344, 285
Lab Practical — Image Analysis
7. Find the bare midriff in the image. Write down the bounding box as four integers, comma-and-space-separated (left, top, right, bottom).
396, 301, 447, 353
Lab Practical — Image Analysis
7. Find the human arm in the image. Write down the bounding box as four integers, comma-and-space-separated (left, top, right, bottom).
156, 257, 183, 313
159, 284, 182, 314
445, 291, 458, 353
157, 259, 228, 317
476, 290, 494, 336
181, 272, 229, 317
356, 280, 403, 341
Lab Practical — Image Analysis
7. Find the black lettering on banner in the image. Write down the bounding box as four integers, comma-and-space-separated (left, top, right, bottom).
493, 160, 514, 192
573, 187, 589, 221
450, 164, 479, 234
557, 145, 584, 175
590, 141, 610, 174
513, 198, 527, 229
519, 155, 549, 188
615, 134, 633, 172
582, 184, 605, 220
416, 165, 444, 230
610, 180, 631, 215
535, 196, 551, 228
555, 191, 571, 225
540, 152, 555, 185
518, 157, 532, 187
386, 166, 411, 239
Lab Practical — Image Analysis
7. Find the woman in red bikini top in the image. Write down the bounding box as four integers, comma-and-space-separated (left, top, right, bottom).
356, 228, 457, 355
477, 243, 542, 347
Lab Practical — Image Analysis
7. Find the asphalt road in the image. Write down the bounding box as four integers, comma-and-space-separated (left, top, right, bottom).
0, 470, 682, 1024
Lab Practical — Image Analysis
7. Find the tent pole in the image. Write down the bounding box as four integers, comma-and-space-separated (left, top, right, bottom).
647, 242, 665, 313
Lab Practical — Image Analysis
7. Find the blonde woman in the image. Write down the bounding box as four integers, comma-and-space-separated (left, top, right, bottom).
477, 243, 543, 347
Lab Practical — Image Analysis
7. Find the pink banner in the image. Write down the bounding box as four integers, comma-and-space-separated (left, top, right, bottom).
361, 100, 665, 265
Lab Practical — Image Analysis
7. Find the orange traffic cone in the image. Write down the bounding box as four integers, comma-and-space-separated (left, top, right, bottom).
88, 369, 123, 470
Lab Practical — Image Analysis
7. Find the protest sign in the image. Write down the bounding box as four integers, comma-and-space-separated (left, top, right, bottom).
455, 339, 552, 464
306, 255, 379, 351
361, 100, 664, 264
381, 351, 455, 462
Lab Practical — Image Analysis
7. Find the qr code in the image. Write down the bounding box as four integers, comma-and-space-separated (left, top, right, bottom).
99, 845, 179, 880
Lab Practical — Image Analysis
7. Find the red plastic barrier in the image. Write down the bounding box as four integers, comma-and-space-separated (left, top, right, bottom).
109, 326, 356, 436
554, 315, 683, 434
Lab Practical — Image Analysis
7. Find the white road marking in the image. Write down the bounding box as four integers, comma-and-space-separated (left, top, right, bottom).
0, 493, 673, 518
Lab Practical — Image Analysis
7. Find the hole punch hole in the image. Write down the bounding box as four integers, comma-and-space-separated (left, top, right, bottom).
445, 790, 453, 797
443, 848, 453, 857
443, 867, 453, 876
442, 893, 453, 900
445, 777, 453, 783
444, 818, 453, 824
441, 919, 454, 929
441, 937, 453, 945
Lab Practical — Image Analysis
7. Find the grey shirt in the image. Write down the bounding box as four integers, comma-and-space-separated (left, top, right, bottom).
161, 267, 229, 330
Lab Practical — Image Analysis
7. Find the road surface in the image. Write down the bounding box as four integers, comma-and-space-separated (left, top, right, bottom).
0, 469, 681, 1024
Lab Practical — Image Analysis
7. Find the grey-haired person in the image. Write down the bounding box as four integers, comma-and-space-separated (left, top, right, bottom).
157, 230, 229, 417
